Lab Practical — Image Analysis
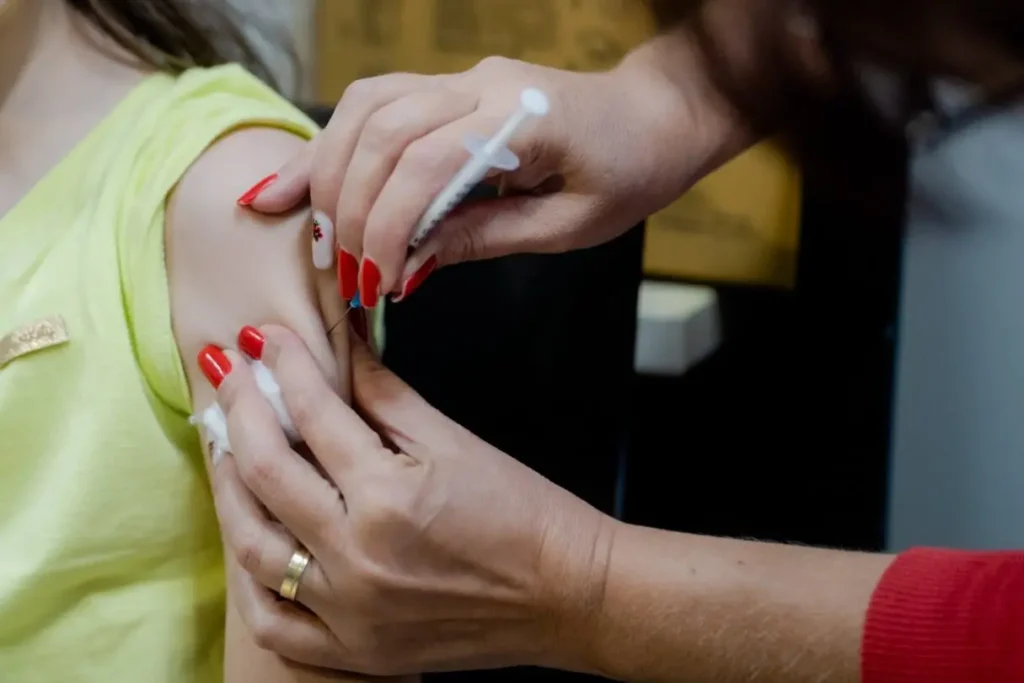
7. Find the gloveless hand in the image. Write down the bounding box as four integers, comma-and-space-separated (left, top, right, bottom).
209, 325, 617, 676
243, 55, 711, 305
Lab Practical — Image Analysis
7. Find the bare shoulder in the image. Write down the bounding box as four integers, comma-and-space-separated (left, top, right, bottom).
166, 125, 344, 393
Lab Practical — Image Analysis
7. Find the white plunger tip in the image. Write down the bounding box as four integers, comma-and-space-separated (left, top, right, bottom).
520, 88, 550, 117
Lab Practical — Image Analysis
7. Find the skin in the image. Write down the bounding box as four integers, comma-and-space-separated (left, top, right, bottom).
208, 9, 894, 682
210, 327, 894, 682
0, 1, 408, 681
251, 31, 750, 296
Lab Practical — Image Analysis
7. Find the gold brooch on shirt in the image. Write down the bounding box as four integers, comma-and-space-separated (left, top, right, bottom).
0, 315, 70, 369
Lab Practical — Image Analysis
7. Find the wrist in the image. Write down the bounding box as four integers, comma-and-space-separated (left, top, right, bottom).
533, 502, 620, 674
613, 30, 755, 185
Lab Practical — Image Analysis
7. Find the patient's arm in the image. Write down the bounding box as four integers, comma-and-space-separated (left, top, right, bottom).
166, 126, 406, 682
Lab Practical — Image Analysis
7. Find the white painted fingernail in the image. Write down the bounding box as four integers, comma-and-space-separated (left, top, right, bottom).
251, 361, 300, 443
311, 210, 335, 270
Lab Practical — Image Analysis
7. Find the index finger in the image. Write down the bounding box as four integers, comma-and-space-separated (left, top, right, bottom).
362, 108, 510, 296
307, 74, 436, 267
257, 325, 389, 482
247, 138, 316, 214
216, 351, 345, 557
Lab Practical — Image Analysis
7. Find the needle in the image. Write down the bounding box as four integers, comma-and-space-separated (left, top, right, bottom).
323, 88, 550, 335
326, 291, 360, 337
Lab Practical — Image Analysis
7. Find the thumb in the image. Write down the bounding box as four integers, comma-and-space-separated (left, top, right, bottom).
248, 138, 317, 215
397, 192, 591, 282
349, 334, 454, 452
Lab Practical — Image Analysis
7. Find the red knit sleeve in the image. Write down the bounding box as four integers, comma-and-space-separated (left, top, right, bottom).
862, 547, 1024, 683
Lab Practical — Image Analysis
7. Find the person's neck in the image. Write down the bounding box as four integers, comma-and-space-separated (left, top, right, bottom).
0, 0, 147, 215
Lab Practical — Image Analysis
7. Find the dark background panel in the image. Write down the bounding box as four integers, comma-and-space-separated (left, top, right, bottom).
305, 94, 906, 681
624, 95, 908, 551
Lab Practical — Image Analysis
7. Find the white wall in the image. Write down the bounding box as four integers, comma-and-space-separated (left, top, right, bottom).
888, 94, 1024, 550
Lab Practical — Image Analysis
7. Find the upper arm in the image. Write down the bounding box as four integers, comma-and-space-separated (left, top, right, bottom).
166, 126, 348, 682
167, 126, 346, 399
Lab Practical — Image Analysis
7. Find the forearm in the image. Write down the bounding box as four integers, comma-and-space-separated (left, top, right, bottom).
583, 523, 892, 683
614, 19, 758, 179
616, 0, 830, 182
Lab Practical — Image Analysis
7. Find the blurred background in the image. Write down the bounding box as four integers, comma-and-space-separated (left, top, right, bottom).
233, 1, 1024, 679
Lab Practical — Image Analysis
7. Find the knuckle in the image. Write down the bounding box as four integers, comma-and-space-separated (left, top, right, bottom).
232, 529, 264, 576
445, 223, 486, 264
360, 108, 408, 152
338, 77, 376, 106
308, 144, 343, 200
364, 481, 414, 530
474, 55, 512, 75
245, 454, 284, 495
286, 383, 328, 435
396, 139, 447, 180
309, 493, 344, 545
249, 613, 284, 652
334, 202, 367, 239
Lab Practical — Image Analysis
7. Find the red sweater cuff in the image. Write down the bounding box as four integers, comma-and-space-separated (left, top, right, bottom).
862, 547, 1024, 683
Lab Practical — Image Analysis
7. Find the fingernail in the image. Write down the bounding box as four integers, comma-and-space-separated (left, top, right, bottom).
237, 173, 278, 206
337, 248, 359, 300
311, 211, 336, 270
359, 258, 382, 308
197, 345, 232, 389
237, 326, 265, 360
395, 255, 438, 302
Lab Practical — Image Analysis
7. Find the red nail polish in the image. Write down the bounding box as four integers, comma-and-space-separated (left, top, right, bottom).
197, 345, 232, 389
338, 249, 359, 300
359, 258, 382, 308
237, 326, 265, 360
237, 173, 278, 206
396, 256, 438, 302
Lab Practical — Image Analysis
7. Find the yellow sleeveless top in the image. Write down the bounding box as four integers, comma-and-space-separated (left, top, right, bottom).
0, 65, 318, 682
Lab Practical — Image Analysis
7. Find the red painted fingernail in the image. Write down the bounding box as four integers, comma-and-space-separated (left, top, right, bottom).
236, 173, 278, 206
359, 258, 382, 308
338, 249, 359, 300
237, 326, 265, 360
197, 345, 232, 389
396, 256, 438, 302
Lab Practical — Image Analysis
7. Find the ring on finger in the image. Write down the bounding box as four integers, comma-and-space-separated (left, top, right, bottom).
279, 547, 312, 602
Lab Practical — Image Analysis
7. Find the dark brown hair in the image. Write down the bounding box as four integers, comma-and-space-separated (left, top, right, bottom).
649, 0, 1024, 133
65, 0, 282, 90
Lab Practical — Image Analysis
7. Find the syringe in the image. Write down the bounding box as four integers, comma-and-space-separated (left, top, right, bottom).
407, 87, 551, 249
327, 88, 549, 326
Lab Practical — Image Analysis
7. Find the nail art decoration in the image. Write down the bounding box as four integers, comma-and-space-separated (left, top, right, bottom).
311, 210, 336, 270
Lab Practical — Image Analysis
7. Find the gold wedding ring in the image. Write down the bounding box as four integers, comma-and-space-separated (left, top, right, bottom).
279, 548, 312, 601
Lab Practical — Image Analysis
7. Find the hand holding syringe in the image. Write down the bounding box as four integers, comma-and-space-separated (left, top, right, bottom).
407, 87, 551, 249
335, 87, 551, 319
197, 89, 551, 450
